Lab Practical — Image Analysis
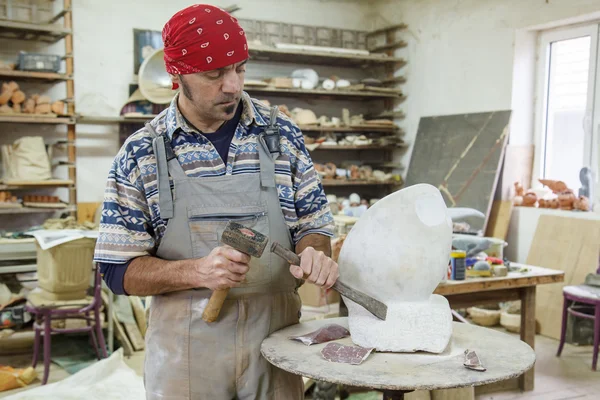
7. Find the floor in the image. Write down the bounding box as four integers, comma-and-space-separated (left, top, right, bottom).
474, 332, 599, 400
0, 333, 597, 399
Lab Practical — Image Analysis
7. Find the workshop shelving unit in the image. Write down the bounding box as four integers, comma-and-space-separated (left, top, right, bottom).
0, 0, 76, 217
78, 20, 408, 201
243, 22, 408, 199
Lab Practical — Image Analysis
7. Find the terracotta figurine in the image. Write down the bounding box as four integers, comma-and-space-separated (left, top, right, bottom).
538, 199, 547, 208
539, 179, 568, 194
513, 182, 524, 206
574, 196, 590, 212
557, 190, 576, 210
522, 192, 537, 207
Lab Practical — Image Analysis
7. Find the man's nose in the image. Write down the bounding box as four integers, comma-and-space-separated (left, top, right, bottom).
222, 69, 241, 93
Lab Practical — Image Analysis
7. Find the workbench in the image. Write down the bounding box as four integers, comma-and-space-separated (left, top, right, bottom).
434, 263, 564, 391
262, 317, 535, 400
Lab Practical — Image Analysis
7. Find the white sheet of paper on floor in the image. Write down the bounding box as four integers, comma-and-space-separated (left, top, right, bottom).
2, 348, 145, 400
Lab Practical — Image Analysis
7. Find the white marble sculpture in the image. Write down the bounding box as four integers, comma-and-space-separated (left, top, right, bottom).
338, 183, 453, 353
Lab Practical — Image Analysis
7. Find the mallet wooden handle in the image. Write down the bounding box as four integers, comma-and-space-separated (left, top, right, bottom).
201, 221, 269, 323
202, 288, 230, 323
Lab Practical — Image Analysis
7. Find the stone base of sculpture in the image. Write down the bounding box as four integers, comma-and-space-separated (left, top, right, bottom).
346, 294, 452, 353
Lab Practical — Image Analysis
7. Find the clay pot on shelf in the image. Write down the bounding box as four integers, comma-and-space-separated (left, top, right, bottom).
538, 199, 547, 208
558, 190, 576, 210
574, 196, 590, 211
513, 182, 524, 206
522, 192, 537, 207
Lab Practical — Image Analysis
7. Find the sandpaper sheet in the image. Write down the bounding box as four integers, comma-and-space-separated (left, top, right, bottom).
321, 342, 373, 365
289, 324, 349, 346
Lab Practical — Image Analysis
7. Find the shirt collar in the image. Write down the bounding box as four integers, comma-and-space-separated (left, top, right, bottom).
165, 91, 267, 140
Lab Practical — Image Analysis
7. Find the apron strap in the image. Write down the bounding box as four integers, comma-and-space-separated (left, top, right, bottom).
258, 106, 281, 188
147, 123, 183, 220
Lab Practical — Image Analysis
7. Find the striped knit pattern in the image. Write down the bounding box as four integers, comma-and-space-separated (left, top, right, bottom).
94, 92, 334, 264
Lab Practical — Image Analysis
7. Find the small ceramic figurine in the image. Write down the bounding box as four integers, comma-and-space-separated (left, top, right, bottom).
522, 192, 537, 207
549, 198, 559, 209
513, 182, 524, 206
538, 199, 547, 208
539, 179, 568, 194
574, 196, 590, 212
558, 190, 576, 210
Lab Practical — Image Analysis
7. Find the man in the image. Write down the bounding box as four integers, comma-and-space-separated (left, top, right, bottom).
93, 4, 338, 399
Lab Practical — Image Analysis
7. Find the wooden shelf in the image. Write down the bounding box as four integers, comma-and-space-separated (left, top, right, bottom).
0, 205, 75, 215
0, 180, 74, 190
321, 179, 400, 187
248, 45, 406, 68
0, 263, 36, 274
368, 40, 408, 53
381, 76, 407, 85
0, 69, 71, 81
311, 144, 404, 151
0, 19, 71, 42
0, 114, 74, 124
246, 86, 404, 100
77, 115, 157, 124
366, 110, 406, 120
299, 124, 398, 133
366, 23, 408, 38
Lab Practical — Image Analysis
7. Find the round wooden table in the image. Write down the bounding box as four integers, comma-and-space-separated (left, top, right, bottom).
261, 317, 536, 399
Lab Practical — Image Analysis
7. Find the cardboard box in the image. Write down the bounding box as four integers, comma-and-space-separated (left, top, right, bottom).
298, 282, 340, 307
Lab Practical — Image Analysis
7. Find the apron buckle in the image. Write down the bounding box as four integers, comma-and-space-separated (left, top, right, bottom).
263, 105, 281, 158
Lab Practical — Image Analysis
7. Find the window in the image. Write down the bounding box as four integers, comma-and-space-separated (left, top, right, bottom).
534, 24, 598, 191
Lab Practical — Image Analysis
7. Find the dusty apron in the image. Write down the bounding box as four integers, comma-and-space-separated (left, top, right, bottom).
144, 112, 304, 400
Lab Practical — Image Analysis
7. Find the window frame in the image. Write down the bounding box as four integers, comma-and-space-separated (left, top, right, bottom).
533, 23, 599, 187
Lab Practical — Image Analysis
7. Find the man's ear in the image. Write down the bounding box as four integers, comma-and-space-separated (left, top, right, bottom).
169, 74, 180, 86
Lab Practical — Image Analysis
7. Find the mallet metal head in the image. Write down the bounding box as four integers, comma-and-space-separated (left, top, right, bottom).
221, 221, 268, 258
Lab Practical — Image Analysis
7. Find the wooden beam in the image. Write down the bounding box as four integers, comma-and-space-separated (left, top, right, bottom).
444, 289, 520, 309
366, 23, 408, 38
519, 286, 536, 391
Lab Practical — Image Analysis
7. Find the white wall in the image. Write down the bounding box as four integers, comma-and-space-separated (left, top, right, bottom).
71, 0, 372, 202
373, 0, 600, 174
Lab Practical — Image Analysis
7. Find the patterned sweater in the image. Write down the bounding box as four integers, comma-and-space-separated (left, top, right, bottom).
93, 91, 334, 265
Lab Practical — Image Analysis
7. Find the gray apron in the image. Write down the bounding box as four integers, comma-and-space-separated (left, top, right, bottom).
143, 112, 304, 400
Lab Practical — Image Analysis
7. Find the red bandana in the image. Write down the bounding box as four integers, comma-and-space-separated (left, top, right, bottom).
162, 4, 249, 89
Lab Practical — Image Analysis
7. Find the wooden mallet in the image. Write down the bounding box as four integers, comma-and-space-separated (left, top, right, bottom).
201, 221, 268, 323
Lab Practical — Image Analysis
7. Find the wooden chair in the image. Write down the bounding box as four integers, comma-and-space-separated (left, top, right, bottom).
556, 273, 600, 371
25, 267, 107, 384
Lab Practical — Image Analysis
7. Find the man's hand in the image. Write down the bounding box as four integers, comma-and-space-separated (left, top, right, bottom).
196, 245, 250, 290
289, 246, 339, 289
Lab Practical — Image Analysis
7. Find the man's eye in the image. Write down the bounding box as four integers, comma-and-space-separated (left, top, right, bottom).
237, 68, 246, 74
206, 71, 223, 79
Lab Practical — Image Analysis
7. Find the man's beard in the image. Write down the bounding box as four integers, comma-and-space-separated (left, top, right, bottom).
224, 103, 236, 115
179, 75, 236, 117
